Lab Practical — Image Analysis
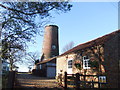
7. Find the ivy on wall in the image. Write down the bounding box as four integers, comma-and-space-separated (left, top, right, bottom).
89, 60, 99, 70
73, 44, 104, 72
74, 63, 81, 70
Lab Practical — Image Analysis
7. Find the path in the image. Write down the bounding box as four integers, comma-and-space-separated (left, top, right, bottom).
15, 72, 62, 89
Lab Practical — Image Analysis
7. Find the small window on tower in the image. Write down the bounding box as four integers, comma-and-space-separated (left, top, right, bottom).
52, 45, 56, 49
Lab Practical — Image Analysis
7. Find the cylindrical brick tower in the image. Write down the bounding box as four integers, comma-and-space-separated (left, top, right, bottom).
41, 25, 59, 60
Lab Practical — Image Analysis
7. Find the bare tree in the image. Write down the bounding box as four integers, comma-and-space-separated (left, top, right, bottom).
62, 41, 74, 53
0, 2, 72, 70
25, 52, 40, 70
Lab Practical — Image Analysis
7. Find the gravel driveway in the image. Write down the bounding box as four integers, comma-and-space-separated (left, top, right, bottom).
15, 73, 62, 89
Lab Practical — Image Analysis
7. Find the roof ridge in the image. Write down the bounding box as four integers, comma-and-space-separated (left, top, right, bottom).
60, 29, 120, 56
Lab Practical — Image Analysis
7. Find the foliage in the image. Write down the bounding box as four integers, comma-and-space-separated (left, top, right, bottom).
74, 63, 81, 70
0, 2, 72, 70
89, 60, 99, 69
25, 51, 40, 68
1, 2, 72, 36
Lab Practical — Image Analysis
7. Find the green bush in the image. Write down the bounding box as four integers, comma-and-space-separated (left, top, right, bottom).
74, 63, 81, 70
89, 60, 99, 69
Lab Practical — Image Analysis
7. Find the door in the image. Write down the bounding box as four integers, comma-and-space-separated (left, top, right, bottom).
47, 67, 56, 78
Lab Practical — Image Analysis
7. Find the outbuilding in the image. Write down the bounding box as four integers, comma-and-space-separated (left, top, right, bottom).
36, 57, 57, 78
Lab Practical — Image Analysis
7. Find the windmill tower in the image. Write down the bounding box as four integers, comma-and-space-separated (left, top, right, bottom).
41, 25, 59, 60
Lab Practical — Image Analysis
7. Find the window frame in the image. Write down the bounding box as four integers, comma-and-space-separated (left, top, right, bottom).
83, 56, 90, 69
67, 58, 73, 74
68, 60, 73, 68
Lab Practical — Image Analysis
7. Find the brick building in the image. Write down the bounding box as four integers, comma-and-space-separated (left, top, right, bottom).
34, 26, 119, 87
56, 29, 120, 88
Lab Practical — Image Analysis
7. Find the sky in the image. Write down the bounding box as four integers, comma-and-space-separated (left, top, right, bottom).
18, 2, 118, 72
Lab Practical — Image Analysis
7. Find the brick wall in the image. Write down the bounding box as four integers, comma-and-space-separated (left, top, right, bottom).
42, 25, 59, 59
56, 48, 103, 75
56, 31, 120, 88
104, 32, 120, 88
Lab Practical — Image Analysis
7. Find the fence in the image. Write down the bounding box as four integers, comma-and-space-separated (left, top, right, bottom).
57, 72, 107, 89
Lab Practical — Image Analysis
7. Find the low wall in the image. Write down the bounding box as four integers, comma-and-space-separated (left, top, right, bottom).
32, 69, 46, 77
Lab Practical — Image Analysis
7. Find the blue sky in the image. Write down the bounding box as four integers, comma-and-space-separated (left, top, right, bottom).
18, 2, 118, 72
28, 2, 118, 54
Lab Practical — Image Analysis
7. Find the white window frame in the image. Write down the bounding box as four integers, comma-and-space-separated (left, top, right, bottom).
67, 59, 73, 74
68, 60, 73, 69
83, 56, 90, 69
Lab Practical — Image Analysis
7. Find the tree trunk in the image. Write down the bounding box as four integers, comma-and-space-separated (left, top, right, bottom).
10, 59, 13, 71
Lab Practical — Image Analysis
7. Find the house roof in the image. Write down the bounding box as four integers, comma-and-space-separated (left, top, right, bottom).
59, 29, 120, 57
37, 56, 57, 65
38, 29, 120, 64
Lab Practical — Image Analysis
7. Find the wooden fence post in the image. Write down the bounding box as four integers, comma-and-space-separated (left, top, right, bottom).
83, 75, 86, 88
91, 80, 94, 88
98, 75, 101, 88
75, 73, 80, 89
64, 72, 67, 89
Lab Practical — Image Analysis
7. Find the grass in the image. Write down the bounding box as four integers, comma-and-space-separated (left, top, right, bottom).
17, 72, 32, 74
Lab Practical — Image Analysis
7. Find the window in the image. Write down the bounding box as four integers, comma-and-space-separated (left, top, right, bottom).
99, 76, 106, 83
68, 60, 72, 68
83, 56, 90, 69
3, 66, 6, 70
40, 65, 42, 69
67, 58, 73, 74
52, 45, 56, 50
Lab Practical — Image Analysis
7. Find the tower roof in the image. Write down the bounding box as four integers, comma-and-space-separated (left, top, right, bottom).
45, 25, 58, 29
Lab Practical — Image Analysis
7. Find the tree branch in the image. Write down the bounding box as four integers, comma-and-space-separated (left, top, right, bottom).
0, 4, 54, 15
0, 4, 37, 15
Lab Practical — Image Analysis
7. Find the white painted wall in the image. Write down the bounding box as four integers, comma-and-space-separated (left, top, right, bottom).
56, 55, 67, 77
56, 53, 76, 77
